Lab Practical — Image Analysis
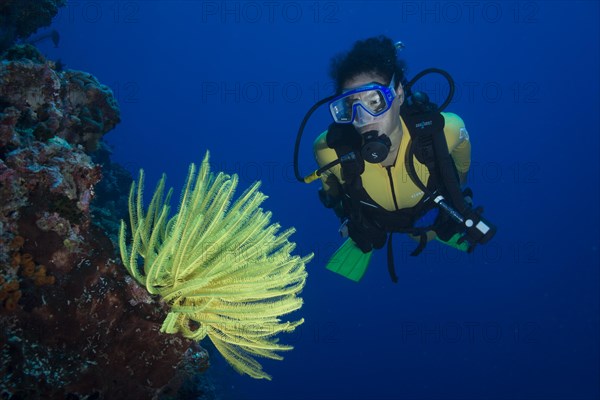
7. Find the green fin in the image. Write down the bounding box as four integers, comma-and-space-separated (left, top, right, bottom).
436, 232, 471, 252
326, 239, 373, 282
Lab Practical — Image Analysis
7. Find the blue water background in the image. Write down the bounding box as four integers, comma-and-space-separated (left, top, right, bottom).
39, 1, 599, 399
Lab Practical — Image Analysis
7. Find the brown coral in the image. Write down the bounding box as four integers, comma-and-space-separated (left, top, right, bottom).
20, 253, 33, 265
0, 279, 20, 312
21, 263, 35, 278
33, 265, 55, 286
9, 235, 25, 250
10, 252, 21, 267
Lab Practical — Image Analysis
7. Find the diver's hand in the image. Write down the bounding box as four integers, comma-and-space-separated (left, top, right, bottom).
345, 217, 387, 253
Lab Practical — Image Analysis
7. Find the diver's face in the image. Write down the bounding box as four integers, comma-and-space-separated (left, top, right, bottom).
342, 73, 404, 135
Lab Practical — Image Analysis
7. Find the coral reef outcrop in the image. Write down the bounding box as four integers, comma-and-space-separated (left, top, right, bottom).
0, 0, 66, 52
1, 23, 212, 400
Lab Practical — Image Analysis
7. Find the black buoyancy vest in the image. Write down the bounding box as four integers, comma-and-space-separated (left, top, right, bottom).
325, 109, 466, 282
325, 123, 438, 236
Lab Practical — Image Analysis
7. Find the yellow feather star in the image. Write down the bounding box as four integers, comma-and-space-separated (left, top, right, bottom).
119, 151, 313, 380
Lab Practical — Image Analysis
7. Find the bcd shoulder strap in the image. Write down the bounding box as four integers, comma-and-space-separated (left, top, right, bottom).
400, 100, 469, 215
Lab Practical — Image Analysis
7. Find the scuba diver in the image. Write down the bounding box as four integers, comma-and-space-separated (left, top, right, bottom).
293, 36, 496, 283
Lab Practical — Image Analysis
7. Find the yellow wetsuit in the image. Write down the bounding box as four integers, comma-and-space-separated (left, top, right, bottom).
313, 112, 471, 213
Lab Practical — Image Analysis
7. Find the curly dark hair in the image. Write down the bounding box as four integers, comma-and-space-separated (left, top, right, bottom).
329, 35, 407, 94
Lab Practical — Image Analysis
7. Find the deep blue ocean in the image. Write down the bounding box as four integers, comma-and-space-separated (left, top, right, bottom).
36, 1, 599, 399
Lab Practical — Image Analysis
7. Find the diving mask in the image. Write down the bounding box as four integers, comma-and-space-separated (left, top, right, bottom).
329, 75, 397, 127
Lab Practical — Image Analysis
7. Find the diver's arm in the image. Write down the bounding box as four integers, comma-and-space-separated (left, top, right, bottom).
442, 113, 471, 186
318, 173, 345, 215
458, 169, 468, 186
314, 131, 346, 216
451, 138, 471, 186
